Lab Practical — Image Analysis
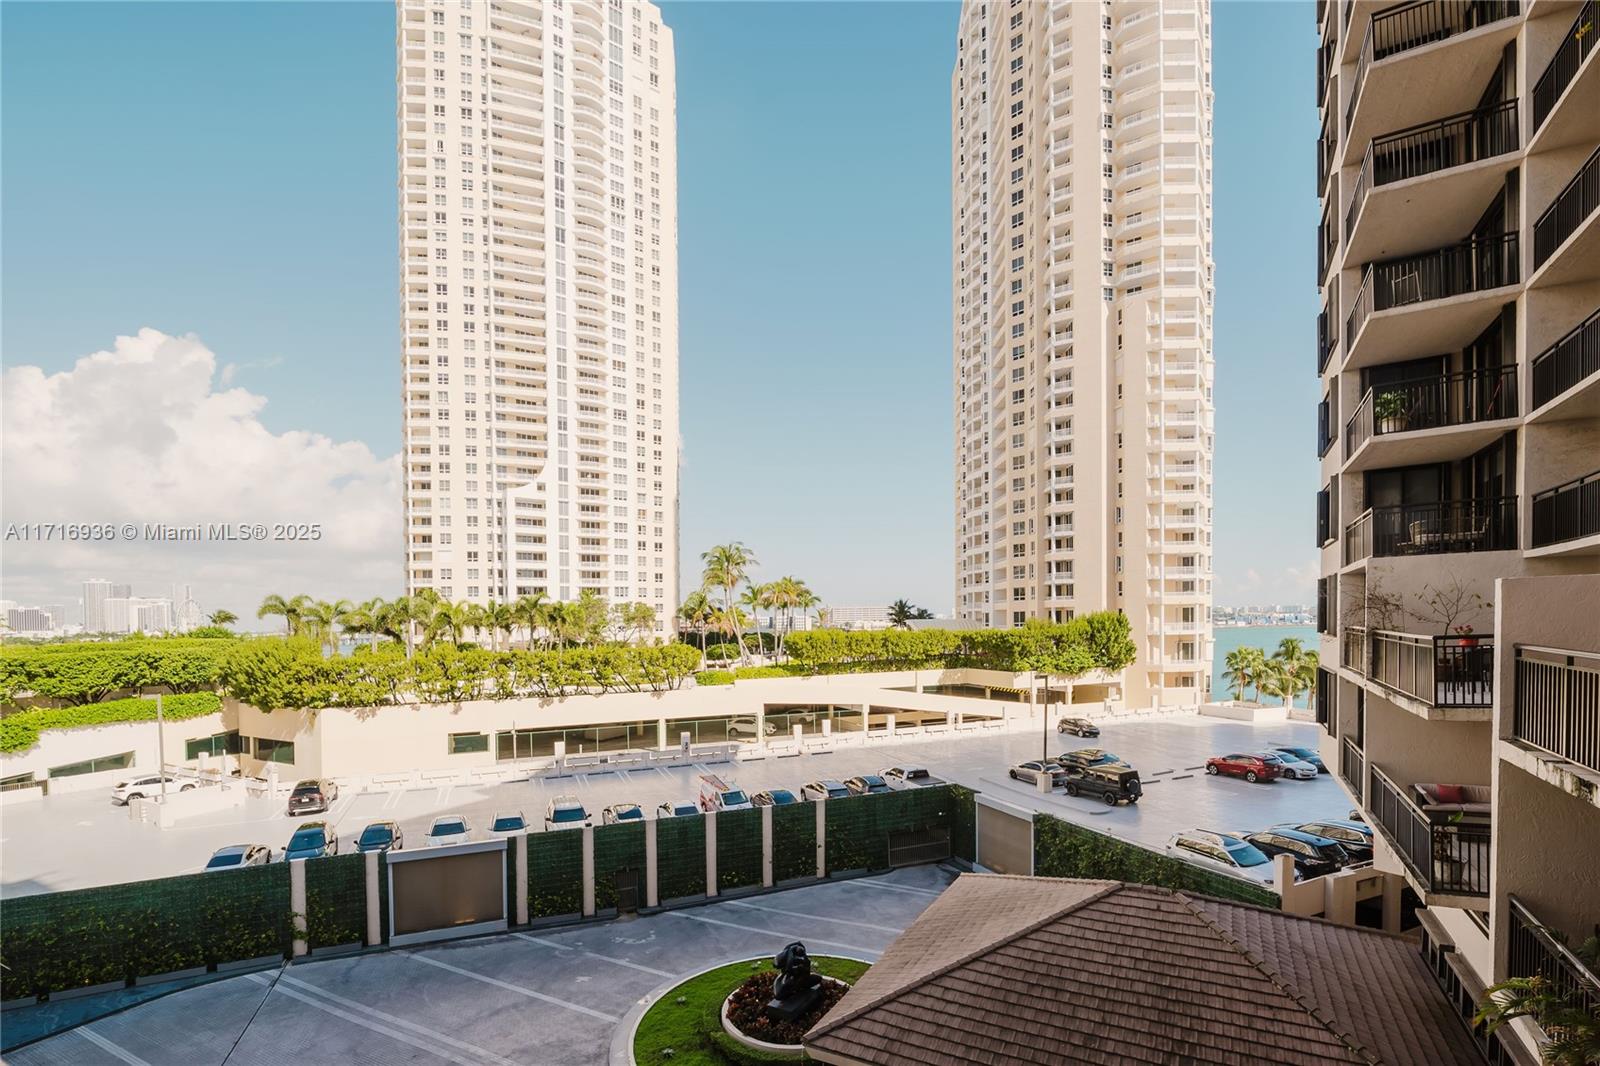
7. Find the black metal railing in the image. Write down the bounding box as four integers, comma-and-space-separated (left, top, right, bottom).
1347, 99, 1519, 239
1367, 496, 1517, 557
1318, 128, 1337, 200
1317, 668, 1335, 735
1318, 578, 1331, 635
1344, 364, 1517, 456
1347, 1, 1521, 128
1368, 764, 1491, 896
1340, 735, 1365, 794
1508, 897, 1600, 1019
1532, 469, 1600, 548
1370, 629, 1495, 707
1343, 624, 1370, 672
1318, 214, 1337, 284
1534, 145, 1600, 269
1531, 1, 1596, 134
1347, 232, 1519, 346
1318, 285, 1340, 374
1514, 647, 1600, 774
1345, 509, 1374, 565
1532, 307, 1600, 410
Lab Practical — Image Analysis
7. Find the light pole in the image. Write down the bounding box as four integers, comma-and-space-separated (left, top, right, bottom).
140, 691, 169, 801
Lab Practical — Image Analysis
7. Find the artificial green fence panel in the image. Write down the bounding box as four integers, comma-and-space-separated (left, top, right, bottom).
593, 821, 647, 911
528, 830, 584, 919
1032, 814, 1280, 908
825, 786, 959, 874
304, 853, 366, 949
772, 802, 818, 882
0, 863, 292, 999
715, 808, 764, 892
655, 814, 706, 902
949, 784, 978, 862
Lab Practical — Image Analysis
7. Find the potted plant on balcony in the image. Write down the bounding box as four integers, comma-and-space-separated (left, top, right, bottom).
1373, 389, 1409, 433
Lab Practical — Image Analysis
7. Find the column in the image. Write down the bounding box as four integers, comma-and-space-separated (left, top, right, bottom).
515, 833, 530, 925
761, 804, 774, 888
645, 817, 660, 907
290, 859, 308, 957
581, 825, 596, 917
705, 809, 719, 897
364, 851, 381, 946
814, 797, 827, 879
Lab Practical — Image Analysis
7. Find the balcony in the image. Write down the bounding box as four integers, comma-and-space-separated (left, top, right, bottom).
1513, 647, 1600, 775
1367, 763, 1491, 898
1529, 0, 1598, 152
1530, 145, 1600, 288
1507, 897, 1600, 1019
1344, 1, 1522, 164
1343, 364, 1517, 471
1369, 629, 1494, 708
1349, 496, 1518, 560
1344, 510, 1374, 566
1531, 307, 1600, 419
1343, 625, 1369, 673
1340, 735, 1366, 796
1344, 233, 1519, 370
1530, 469, 1600, 554
1344, 99, 1520, 264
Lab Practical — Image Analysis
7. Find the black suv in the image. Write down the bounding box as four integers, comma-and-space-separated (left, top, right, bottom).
286, 779, 339, 816
1062, 764, 1141, 806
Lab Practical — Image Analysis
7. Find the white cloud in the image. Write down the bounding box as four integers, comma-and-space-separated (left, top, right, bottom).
1, 328, 401, 621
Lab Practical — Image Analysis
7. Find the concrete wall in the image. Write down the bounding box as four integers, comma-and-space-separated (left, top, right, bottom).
0, 713, 229, 797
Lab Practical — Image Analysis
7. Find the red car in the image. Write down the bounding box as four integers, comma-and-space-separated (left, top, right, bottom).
1206, 753, 1280, 783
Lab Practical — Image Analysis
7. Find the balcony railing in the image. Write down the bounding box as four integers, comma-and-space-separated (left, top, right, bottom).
1345, 509, 1374, 565
1534, 468, 1600, 553
1367, 763, 1491, 896
1347, 1, 1521, 128
1514, 647, 1600, 774
1508, 897, 1600, 1019
1535, 144, 1600, 270
1343, 624, 1370, 673
1344, 364, 1518, 457
1346, 232, 1519, 347
1370, 629, 1495, 707
1340, 735, 1365, 795
1367, 496, 1518, 557
1531, 1, 1596, 135
1532, 307, 1600, 410
1317, 668, 1334, 735
1346, 99, 1519, 239
1318, 289, 1339, 375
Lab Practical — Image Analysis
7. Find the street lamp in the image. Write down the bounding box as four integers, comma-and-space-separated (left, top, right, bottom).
138, 690, 169, 802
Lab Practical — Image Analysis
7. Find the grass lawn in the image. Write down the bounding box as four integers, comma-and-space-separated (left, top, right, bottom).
633, 954, 870, 1065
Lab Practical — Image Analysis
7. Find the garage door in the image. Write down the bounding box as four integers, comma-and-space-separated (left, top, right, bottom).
977, 799, 1034, 875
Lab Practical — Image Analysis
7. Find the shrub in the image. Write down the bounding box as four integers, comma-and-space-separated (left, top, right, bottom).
781, 613, 1137, 677
731, 665, 802, 680
1033, 813, 1278, 907
695, 670, 735, 686
0, 692, 224, 754
0, 639, 234, 707
703, 642, 739, 662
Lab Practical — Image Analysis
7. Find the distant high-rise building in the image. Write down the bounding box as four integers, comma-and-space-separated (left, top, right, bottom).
83, 579, 131, 632
6, 607, 54, 633
396, 0, 680, 635
950, 0, 1215, 708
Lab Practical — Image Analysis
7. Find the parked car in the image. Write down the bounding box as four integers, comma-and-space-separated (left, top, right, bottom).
1165, 830, 1278, 884
545, 797, 591, 830
1062, 763, 1142, 806
1255, 750, 1318, 780
1242, 829, 1348, 879
425, 816, 472, 847
286, 779, 340, 816
1271, 745, 1328, 773
1205, 753, 1280, 783
355, 821, 403, 854
881, 766, 942, 789
204, 844, 272, 871
845, 775, 892, 796
656, 801, 700, 818
800, 780, 851, 801
488, 811, 528, 836
284, 822, 337, 861
1056, 717, 1101, 737
602, 803, 645, 824
111, 774, 193, 805
727, 716, 776, 739
1054, 748, 1125, 771
751, 789, 799, 807
1009, 760, 1069, 788
697, 774, 753, 811
1279, 819, 1374, 863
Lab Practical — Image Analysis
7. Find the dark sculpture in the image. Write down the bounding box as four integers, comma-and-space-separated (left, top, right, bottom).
766, 941, 823, 1022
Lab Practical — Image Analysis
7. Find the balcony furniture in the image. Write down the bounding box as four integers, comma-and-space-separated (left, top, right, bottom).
1368, 764, 1492, 897
1372, 496, 1516, 557
1410, 782, 1493, 818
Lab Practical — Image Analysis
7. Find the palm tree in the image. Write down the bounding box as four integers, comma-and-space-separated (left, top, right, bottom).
707, 606, 750, 658
788, 581, 818, 656
477, 601, 515, 651
425, 600, 476, 647
1476, 968, 1600, 1066
301, 599, 353, 656
512, 592, 549, 649
207, 609, 238, 628
677, 590, 713, 651
1271, 637, 1311, 708
343, 598, 389, 651
257, 593, 309, 636
701, 542, 756, 663
739, 583, 772, 658
887, 599, 916, 629
815, 604, 833, 629
1239, 645, 1269, 702
1221, 647, 1254, 701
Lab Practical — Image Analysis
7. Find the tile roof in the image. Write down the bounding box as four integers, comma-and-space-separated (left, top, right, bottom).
804, 874, 1483, 1066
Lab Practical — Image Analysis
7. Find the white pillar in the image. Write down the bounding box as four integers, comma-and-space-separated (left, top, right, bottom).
645, 817, 660, 907
792, 724, 803, 744
554, 739, 567, 774
656, 718, 667, 751
761, 804, 774, 888
515, 833, 529, 925
290, 859, 308, 957
364, 851, 381, 946
1036, 772, 1052, 795
814, 797, 827, 879
705, 810, 719, 897
581, 825, 595, 917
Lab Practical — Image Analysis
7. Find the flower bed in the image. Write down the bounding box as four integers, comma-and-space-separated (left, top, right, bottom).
723, 970, 848, 1046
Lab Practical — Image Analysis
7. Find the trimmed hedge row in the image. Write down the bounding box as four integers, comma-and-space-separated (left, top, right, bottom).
1032, 813, 1279, 907
783, 614, 1137, 675
0, 692, 223, 754
0, 640, 233, 707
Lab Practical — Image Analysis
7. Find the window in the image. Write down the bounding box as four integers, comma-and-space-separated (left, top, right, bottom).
48, 751, 134, 779
253, 737, 296, 764
448, 732, 489, 755
186, 730, 242, 760
1, 771, 43, 793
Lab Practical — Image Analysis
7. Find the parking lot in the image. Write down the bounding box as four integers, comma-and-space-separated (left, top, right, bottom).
2, 863, 955, 1066
0, 713, 1349, 897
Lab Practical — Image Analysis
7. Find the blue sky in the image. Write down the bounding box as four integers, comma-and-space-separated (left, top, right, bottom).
1, 1, 1317, 614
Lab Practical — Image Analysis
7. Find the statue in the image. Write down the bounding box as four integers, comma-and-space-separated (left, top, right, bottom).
766, 941, 823, 1022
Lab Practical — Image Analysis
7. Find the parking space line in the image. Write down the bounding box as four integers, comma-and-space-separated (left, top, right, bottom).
664, 911, 882, 956
271, 973, 523, 1066
509, 932, 676, 977
723, 900, 904, 934
832, 878, 943, 899
405, 951, 620, 1021
76, 1026, 153, 1066
244, 974, 491, 1065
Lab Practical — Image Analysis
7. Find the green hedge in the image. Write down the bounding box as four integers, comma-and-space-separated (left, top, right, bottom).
655, 815, 707, 902
593, 821, 647, 912
0, 640, 234, 707
0, 864, 293, 999
716, 808, 764, 892
695, 669, 735, 686
0, 692, 223, 754
304, 853, 367, 949
772, 802, 818, 882
824, 787, 963, 874
784, 614, 1137, 676
528, 830, 584, 919
1032, 814, 1279, 907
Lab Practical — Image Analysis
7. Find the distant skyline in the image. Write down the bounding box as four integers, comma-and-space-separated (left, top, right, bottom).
0, 1, 1317, 619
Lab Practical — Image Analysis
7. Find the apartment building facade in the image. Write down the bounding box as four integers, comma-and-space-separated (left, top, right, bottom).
951, 0, 1216, 707
397, 0, 680, 634
1313, 1, 1599, 1059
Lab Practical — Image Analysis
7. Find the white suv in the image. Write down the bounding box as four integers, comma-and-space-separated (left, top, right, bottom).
112, 774, 194, 804
545, 796, 591, 830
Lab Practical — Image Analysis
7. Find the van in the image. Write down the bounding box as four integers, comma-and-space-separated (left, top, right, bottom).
697, 774, 752, 811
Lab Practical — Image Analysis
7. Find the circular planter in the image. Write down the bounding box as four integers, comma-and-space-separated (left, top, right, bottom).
718, 976, 850, 1057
